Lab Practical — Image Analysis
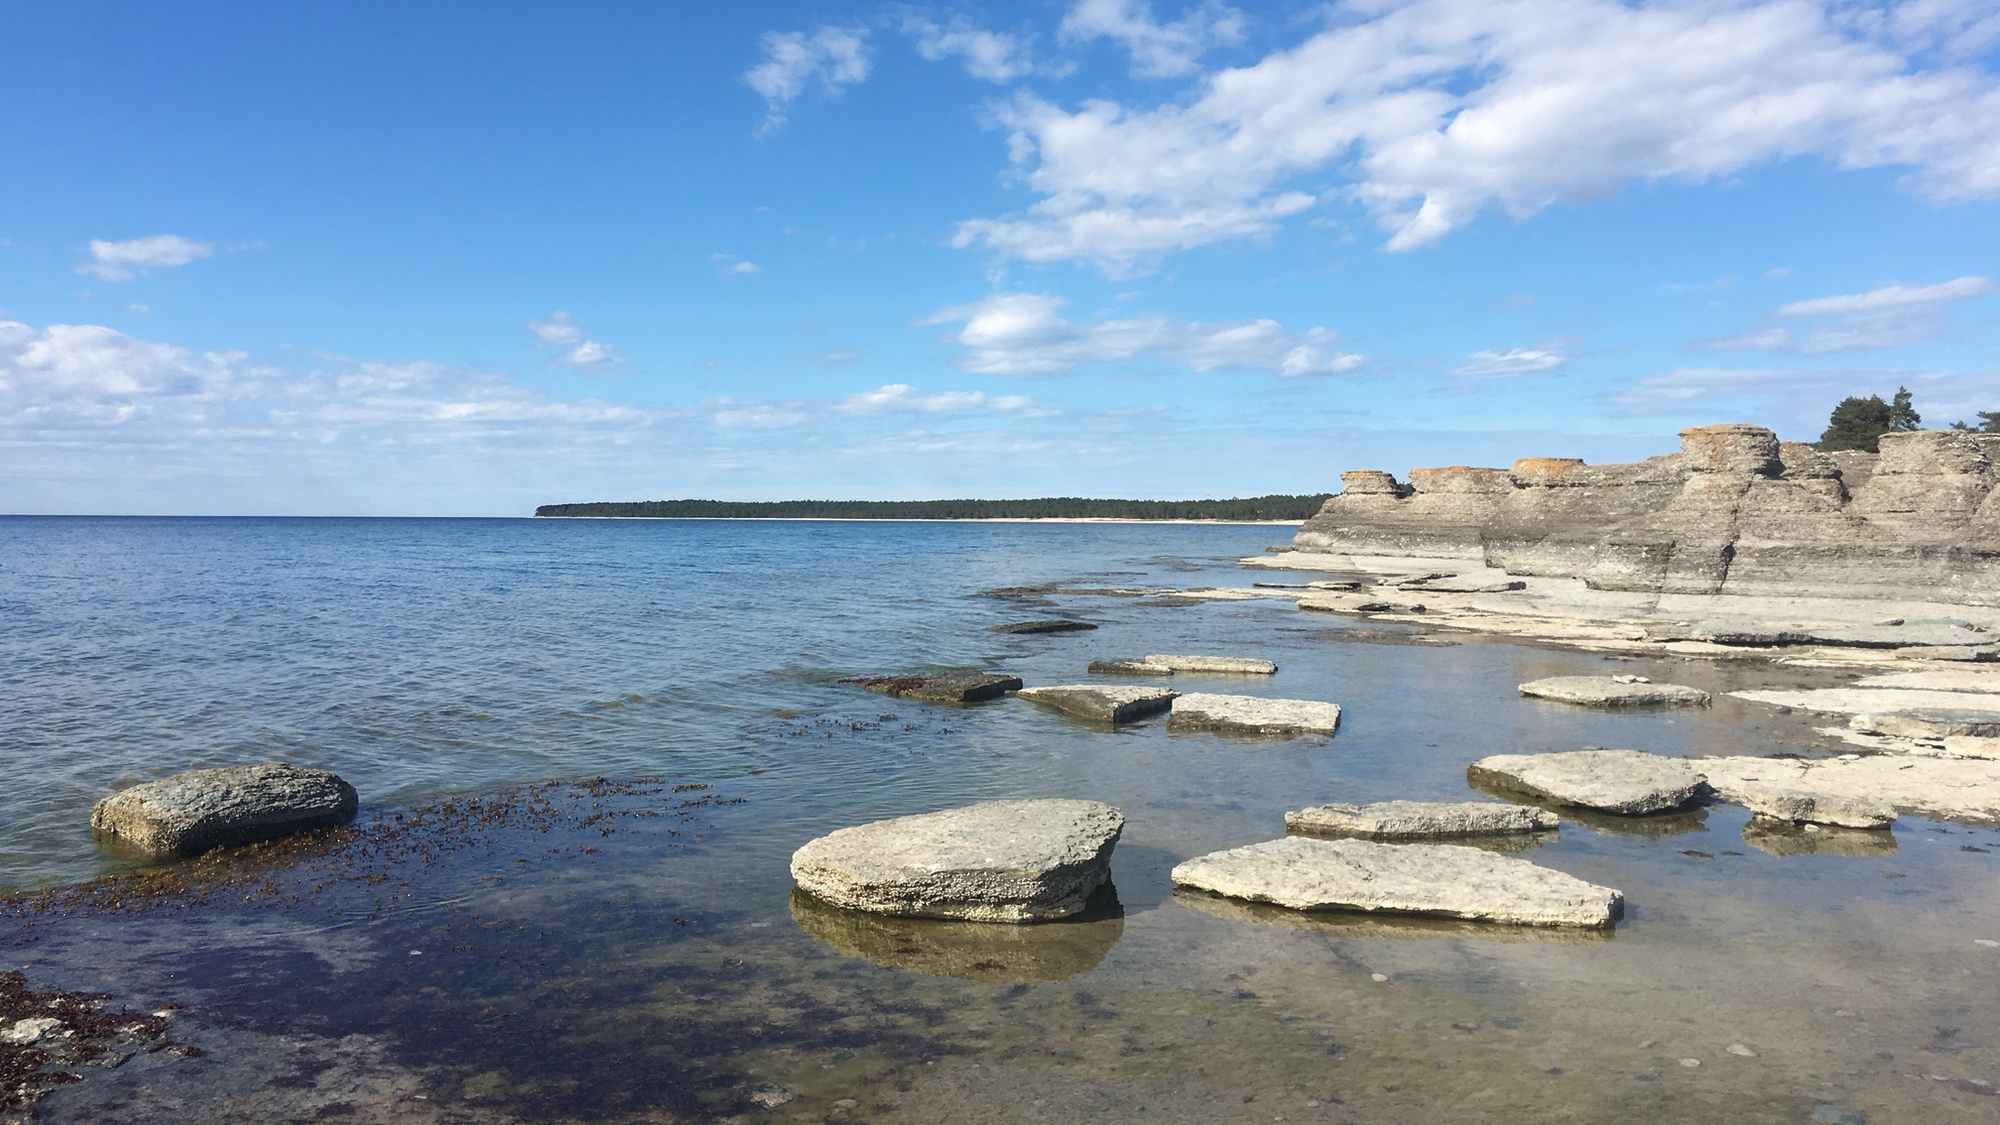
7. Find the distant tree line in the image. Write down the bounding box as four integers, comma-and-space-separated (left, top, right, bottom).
1817, 385, 1999, 453
533, 495, 1335, 521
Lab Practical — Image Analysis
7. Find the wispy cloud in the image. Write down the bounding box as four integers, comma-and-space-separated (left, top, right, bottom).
922, 292, 1362, 376
835, 383, 1034, 414
903, 15, 1034, 82
959, 0, 2000, 273
76, 235, 214, 282
1450, 343, 1568, 378
527, 311, 624, 370
1058, 0, 1245, 79
745, 26, 871, 137
1698, 275, 1997, 353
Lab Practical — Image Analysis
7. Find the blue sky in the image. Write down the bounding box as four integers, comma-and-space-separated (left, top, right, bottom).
3, 0, 1997, 515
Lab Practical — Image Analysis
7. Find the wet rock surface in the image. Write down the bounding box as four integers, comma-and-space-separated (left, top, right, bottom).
1518, 675, 1712, 708
1286, 800, 1559, 840
838, 671, 1024, 703
1700, 754, 2000, 825
90, 764, 359, 859
988, 620, 1098, 635
1015, 685, 1178, 724
1170, 837, 1623, 928
1167, 693, 1342, 736
789, 799, 1125, 922
1468, 750, 1710, 815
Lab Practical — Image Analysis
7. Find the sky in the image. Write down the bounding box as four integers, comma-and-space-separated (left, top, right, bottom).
2, 0, 1997, 515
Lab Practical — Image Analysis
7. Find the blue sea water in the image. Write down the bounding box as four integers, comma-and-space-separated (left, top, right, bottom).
6, 516, 2000, 1122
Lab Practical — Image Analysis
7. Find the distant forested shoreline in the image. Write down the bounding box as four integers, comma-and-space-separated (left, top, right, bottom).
533, 496, 1333, 521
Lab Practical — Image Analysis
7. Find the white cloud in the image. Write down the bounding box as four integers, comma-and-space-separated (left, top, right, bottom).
1699, 275, 1997, 353
835, 383, 1035, 414
1058, 0, 1245, 79
76, 235, 214, 282
1450, 344, 1568, 377
527, 311, 624, 369
730, 261, 763, 275
922, 292, 1362, 376
959, 0, 2000, 273
905, 16, 1034, 82
745, 26, 871, 137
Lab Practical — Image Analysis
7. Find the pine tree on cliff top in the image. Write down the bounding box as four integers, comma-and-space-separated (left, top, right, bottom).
1818, 386, 1920, 453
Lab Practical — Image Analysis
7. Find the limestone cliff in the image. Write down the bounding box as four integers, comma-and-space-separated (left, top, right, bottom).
1294, 425, 2000, 603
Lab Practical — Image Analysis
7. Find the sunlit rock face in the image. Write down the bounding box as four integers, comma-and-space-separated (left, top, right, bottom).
1293, 424, 2000, 603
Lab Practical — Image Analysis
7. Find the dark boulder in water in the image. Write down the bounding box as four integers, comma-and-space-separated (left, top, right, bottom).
839, 671, 1023, 703
91, 764, 358, 859
988, 619, 1097, 634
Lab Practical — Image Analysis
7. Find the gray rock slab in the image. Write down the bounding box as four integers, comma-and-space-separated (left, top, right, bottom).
1167, 693, 1341, 736
1734, 783, 1896, 828
1286, 800, 1558, 840
1016, 684, 1177, 723
1518, 676, 1712, 708
1170, 837, 1622, 928
1087, 659, 1174, 677
91, 764, 359, 859
789, 799, 1124, 922
1850, 708, 2000, 739
1468, 749, 1710, 814
1140, 654, 1278, 675
988, 619, 1097, 634
1943, 735, 2000, 760
840, 671, 1022, 703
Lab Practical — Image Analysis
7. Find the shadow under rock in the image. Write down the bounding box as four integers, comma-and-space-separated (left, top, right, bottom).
789, 884, 1125, 984
1170, 889, 1613, 945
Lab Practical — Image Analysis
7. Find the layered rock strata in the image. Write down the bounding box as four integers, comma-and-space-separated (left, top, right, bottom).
789, 799, 1124, 922
91, 763, 359, 858
1293, 425, 2000, 603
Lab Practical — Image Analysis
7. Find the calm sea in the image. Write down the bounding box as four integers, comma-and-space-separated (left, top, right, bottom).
3, 516, 1997, 1123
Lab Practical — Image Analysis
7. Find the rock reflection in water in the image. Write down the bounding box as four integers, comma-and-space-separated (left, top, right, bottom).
1741, 817, 1900, 857
1283, 825, 1557, 854
789, 886, 1125, 983
1171, 888, 1613, 944
1541, 803, 1709, 839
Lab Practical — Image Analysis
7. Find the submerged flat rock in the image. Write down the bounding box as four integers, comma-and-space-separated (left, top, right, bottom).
1469, 749, 1710, 815
1287, 800, 1558, 840
1167, 693, 1341, 736
1171, 836, 1622, 928
91, 763, 359, 859
789, 799, 1124, 922
1734, 783, 1895, 829
1140, 654, 1278, 675
840, 672, 1023, 704
1518, 676, 1712, 708
988, 620, 1097, 635
1699, 754, 2000, 825
1087, 659, 1174, 677
1016, 684, 1177, 724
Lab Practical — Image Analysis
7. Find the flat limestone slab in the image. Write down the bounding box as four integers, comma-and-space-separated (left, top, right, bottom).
1851, 708, 2000, 739
1469, 750, 1709, 814
1167, 693, 1341, 736
790, 799, 1124, 922
1734, 783, 1895, 828
1518, 676, 1712, 708
1141, 654, 1278, 675
1733, 686, 2000, 717
1287, 800, 1558, 839
840, 672, 1022, 703
91, 763, 359, 859
1698, 755, 2000, 826
1944, 736, 2000, 760
1087, 659, 1174, 677
1016, 684, 1177, 724
1171, 837, 1622, 928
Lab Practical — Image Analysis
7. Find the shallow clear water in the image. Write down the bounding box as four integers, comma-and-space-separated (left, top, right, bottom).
3, 516, 1998, 1123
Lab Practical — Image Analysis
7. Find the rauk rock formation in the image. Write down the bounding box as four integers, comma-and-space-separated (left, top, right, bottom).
1293, 425, 2000, 603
